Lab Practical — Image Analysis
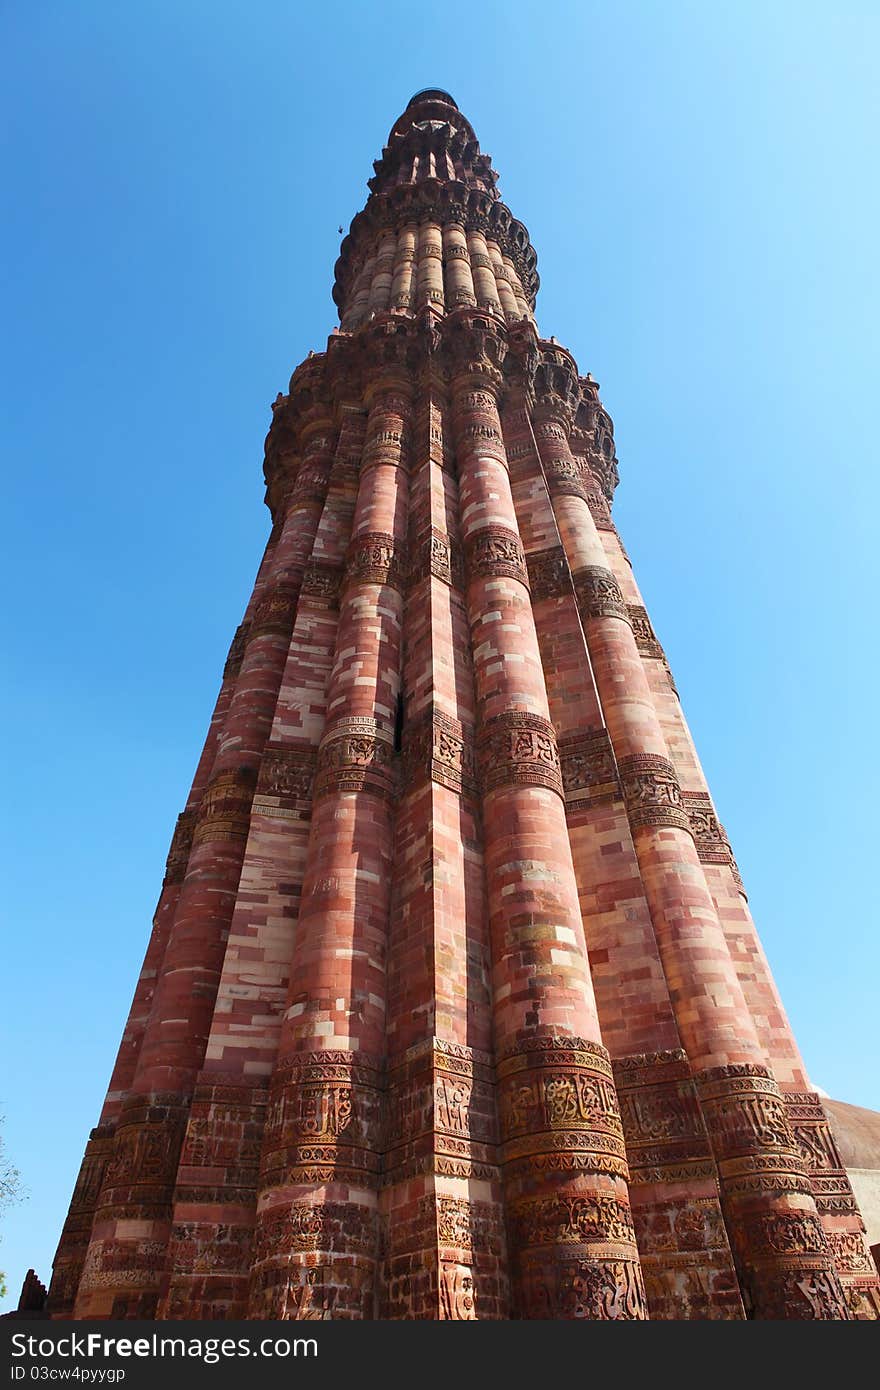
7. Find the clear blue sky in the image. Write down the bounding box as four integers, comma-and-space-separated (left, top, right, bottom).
2, 1, 878, 1310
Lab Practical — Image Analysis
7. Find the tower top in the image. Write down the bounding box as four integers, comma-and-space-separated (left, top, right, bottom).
406, 88, 458, 109
332, 91, 539, 320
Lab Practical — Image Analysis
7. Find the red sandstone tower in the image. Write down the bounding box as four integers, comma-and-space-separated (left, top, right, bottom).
48, 90, 880, 1321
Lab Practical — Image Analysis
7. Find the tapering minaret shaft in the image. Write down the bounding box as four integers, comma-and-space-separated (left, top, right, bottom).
249, 359, 411, 1319
532, 372, 849, 1319
50, 87, 879, 1325
72, 423, 335, 1318
445, 311, 646, 1320
381, 368, 508, 1319
158, 400, 365, 1319
500, 373, 744, 1319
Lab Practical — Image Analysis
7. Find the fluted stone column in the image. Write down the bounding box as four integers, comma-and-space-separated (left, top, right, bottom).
342, 252, 376, 331
442, 222, 476, 310
158, 399, 366, 1319
416, 223, 444, 312
368, 229, 397, 313
503, 254, 533, 322
389, 224, 418, 311
73, 384, 337, 1319
489, 240, 520, 322
467, 229, 503, 317
381, 362, 509, 1319
249, 348, 412, 1320
499, 364, 743, 1319
445, 310, 646, 1320
532, 346, 849, 1320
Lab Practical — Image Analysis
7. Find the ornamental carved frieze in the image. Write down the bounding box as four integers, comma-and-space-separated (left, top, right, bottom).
79, 1240, 168, 1297
344, 532, 407, 592
402, 707, 477, 800
162, 808, 197, 886
496, 1037, 628, 1181
585, 490, 614, 530
250, 1262, 373, 1321
408, 526, 464, 590
681, 790, 735, 866
824, 1230, 876, 1276
457, 388, 498, 412
253, 1201, 378, 1260
532, 419, 567, 444
696, 1065, 796, 1162
254, 744, 317, 808
519, 1255, 647, 1321
543, 456, 590, 503
439, 1264, 478, 1320
192, 766, 257, 847
782, 1094, 845, 1174
631, 1197, 729, 1256
300, 559, 344, 609
464, 524, 529, 587
68, 1132, 115, 1212
289, 457, 333, 508
572, 565, 630, 624
617, 1084, 705, 1148
261, 1051, 384, 1190
477, 710, 563, 798
628, 605, 664, 658
504, 439, 533, 464
223, 621, 250, 680
509, 1191, 637, 1252
460, 419, 505, 451
383, 1040, 499, 1186
436, 1196, 504, 1255
314, 717, 396, 802
618, 753, 691, 833
360, 431, 410, 473
613, 1051, 717, 1183
745, 1210, 828, 1257
558, 729, 620, 811
102, 1110, 188, 1196
758, 1269, 850, 1321
249, 579, 301, 639
526, 545, 573, 603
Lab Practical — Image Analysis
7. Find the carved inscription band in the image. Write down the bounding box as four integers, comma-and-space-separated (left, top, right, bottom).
249, 579, 301, 638
696, 1064, 850, 1320
465, 524, 529, 587
618, 753, 691, 833
163, 809, 197, 886
573, 565, 630, 624
315, 717, 396, 801
526, 545, 572, 603
345, 532, 407, 591
496, 1037, 630, 1181
300, 559, 344, 608
402, 708, 477, 800
261, 1050, 384, 1189
559, 729, 620, 811
478, 711, 563, 798
192, 768, 257, 847
253, 744, 317, 817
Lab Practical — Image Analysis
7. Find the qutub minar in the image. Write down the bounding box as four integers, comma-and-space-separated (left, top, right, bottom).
47, 90, 879, 1321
